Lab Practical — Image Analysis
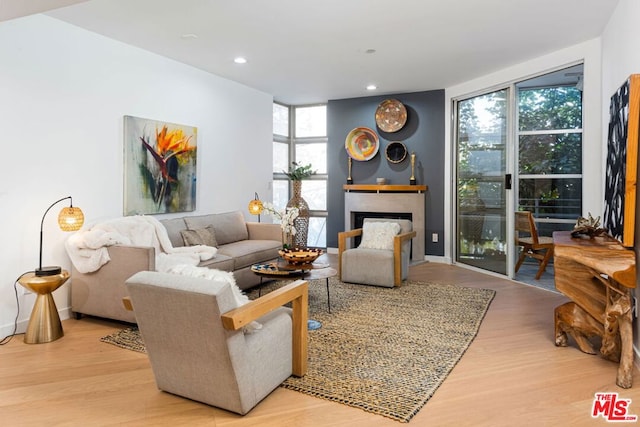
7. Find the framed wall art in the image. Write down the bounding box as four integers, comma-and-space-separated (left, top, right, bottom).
123, 115, 197, 215
603, 74, 640, 247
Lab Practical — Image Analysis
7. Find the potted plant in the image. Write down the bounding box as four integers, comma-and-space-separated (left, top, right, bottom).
283, 161, 316, 180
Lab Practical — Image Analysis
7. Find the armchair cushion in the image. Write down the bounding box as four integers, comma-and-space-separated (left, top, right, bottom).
358, 221, 401, 250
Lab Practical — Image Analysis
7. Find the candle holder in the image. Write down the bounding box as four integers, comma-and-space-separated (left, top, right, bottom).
347, 157, 353, 184
410, 152, 417, 185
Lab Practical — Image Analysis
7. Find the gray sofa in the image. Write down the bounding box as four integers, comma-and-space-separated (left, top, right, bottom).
71, 211, 282, 323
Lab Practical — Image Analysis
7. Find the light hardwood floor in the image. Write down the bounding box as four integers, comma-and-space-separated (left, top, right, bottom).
1, 259, 638, 426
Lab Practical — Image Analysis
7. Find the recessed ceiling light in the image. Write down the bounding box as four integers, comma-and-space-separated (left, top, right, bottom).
181, 33, 198, 39
366, 84, 377, 91
234, 57, 247, 64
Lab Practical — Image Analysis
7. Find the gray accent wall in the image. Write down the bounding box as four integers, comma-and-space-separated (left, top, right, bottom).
327, 90, 445, 256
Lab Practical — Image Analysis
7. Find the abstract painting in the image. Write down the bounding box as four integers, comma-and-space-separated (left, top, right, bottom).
603, 75, 639, 247
124, 115, 197, 215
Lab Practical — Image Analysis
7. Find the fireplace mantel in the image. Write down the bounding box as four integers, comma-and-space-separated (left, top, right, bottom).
343, 184, 428, 193
344, 185, 426, 262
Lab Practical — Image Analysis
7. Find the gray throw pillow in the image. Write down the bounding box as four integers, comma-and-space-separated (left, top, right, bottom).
180, 226, 218, 248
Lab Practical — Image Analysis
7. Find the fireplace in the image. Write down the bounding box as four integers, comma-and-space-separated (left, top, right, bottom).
344, 185, 426, 262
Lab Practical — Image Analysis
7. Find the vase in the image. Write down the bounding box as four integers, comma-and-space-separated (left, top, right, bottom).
281, 230, 294, 249
286, 180, 309, 248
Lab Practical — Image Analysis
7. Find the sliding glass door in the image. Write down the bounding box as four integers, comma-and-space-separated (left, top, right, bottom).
455, 89, 509, 275
453, 64, 584, 280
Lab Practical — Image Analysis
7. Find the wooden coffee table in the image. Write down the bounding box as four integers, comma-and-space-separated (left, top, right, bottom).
252, 262, 337, 313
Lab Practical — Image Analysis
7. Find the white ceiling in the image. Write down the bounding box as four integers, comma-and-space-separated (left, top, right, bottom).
4, 0, 619, 104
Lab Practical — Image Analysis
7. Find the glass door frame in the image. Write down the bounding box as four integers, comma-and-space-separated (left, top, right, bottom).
452, 85, 517, 279
451, 62, 585, 280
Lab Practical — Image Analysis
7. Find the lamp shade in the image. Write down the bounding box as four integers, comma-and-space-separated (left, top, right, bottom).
58, 206, 84, 231
248, 199, 264, 216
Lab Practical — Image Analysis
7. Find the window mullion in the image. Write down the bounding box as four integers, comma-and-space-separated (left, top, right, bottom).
518, 129, 583, 136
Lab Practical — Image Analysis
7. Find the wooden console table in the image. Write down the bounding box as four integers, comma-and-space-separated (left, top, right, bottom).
552, 231, 636, 388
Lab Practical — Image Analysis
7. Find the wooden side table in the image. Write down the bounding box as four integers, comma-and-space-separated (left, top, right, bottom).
552, 231, 636, 388
18, 270, 70, 344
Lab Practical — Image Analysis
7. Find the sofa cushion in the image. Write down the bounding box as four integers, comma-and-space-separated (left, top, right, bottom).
160, 217, 187, 248
185, 211, 248, 246
180, 226, 218, 248
197, 253, 235, 271
359, 221, 401, 250
217, 240, 281, 270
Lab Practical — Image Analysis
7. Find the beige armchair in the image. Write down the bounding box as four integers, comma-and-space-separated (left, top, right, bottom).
124, 271, 308, 415
338, 218, 416, 287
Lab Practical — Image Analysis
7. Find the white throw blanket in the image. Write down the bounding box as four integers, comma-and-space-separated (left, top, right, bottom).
166, 264, 261, 332
65, 215, 217, 273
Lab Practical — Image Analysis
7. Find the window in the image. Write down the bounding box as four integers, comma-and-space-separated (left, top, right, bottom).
273, 103, 289, 137
517, 75, 583, 236
272, 103, 328, 247
295, 105, 327, 138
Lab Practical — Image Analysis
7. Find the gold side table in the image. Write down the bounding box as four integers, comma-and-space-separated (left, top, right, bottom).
18, 270, 69, 344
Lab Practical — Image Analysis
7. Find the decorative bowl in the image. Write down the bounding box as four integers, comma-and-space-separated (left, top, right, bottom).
278, 248, 323, 265
375, 99, 407, 133
345, 127, 379, 161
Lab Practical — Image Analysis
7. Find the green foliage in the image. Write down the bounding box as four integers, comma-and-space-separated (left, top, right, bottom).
456, 84, 583, 220
518, 87, 582, 131
519, 133, 582, 174
283, 161, 316, 180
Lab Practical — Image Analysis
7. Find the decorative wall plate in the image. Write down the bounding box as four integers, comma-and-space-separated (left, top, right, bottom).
385, 141, 408, 163
345, 127, 379, 161
375, 99, 407, 132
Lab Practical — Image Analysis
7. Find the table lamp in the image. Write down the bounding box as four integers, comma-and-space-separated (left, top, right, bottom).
248, 192, 264, 222
36, 196, 84, 277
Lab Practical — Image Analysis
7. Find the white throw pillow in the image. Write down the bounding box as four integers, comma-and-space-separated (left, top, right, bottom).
358, 221, 401, 250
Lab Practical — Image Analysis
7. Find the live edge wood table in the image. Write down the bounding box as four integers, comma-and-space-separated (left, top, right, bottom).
552, 231, 636, 388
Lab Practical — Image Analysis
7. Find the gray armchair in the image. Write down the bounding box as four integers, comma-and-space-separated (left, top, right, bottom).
338, 218, 416, 287
124, 271, 308, 415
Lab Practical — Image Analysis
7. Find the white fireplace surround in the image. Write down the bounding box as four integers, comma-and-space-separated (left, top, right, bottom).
344, 189, 425, 262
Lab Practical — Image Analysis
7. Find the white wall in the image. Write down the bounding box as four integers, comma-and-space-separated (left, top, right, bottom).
443, 38, 603, 264
601, 0, 640, 359
0, 15, 273, 337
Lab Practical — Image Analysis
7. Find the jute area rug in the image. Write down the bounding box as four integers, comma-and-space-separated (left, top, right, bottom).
101, 278, 495, 423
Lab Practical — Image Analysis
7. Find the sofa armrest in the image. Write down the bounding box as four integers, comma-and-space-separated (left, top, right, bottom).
71, 245, 155, 323
221, 280, 308, 377
246, 221, 282, 241
108, 245, 156, 270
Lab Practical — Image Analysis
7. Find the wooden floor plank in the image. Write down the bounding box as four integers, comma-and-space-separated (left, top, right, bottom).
1, 259, 638, 426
